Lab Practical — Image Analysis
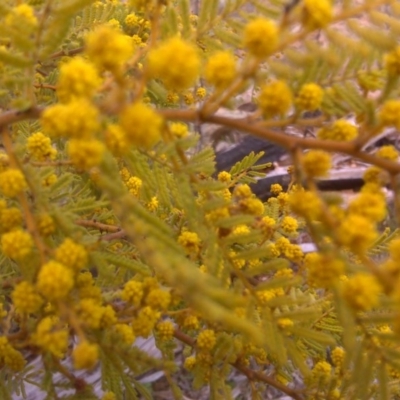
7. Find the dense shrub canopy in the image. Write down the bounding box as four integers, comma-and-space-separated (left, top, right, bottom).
1, 0, 400, 399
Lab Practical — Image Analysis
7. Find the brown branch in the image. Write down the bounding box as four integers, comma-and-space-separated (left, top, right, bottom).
49, 46, 84, 59
100, 230, 128, 241
0, 106, 44, 129
75, 219, 121, 233
173, 329, 304, 400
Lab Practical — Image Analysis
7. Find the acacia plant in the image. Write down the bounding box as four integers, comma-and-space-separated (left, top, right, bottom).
2, 0, 400, 398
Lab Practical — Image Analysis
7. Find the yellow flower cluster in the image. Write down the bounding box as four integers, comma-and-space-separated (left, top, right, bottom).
270, 183, 282, 195
131, 306, 161, 337
54, 238, 88, 273
147, 37, 200, 90
379, 100, 400, 129
12, 281, 43, 314
121, 279, 144, 306
105, 124, 129, 156
36, 214, 56, 236
258, 80, 292, 117
119, 102, 163, 148
280, 216, 298, 234
32, 317, 68, 358
1, 228, 33, 260
126, 176, 142, 197
57, 57, 101, 103
301, 0, 333, 30
317, 120, 358, 141
36, 261, 74, 300
376, 145, 399, 160
170, 122, 189, 138
305, 253, 345, 288
337, 214, 377, 254
41, 99, 100, 139
243, 18, 278, 58
348, 191, 386, 223
178, 230, 201, 255
197, 329, 216, 352
76, 298, 116, 329
156, 320, 175, 341
302, 150, 331, 178
311, 360, 332, 383
146, 196, 159, 212
204, 51, 236, 89
146, 288, 171, 310
27, 132, 57, 161
184, 356, 196, 370
114, 323, 136, 345
85, 26, 134, 72
343, 273, 382, 311
331, 347, 345, 370
68, 138, 105, 170
289, 190, 323, 220
0, 168, 27, 198
0, 207, 22, 232
0, 337, 26, 371
73, 341, 99, 370
5, 4, 37, 33
295, 83, 324, 111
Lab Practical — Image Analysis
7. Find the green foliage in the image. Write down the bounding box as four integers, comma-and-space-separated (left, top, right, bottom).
1, 0, 400, 399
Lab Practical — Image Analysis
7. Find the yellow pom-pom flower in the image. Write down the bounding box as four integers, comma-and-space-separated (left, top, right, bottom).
0, 169, 27, 198
317, 120, 358, 141
295, 83, 324, 111
41, 99, 100, 139
178, 231, 201, 255
204, 51, 237, 89
33, 317, 69, 358
1, 229, 33, 260
258, 80, 292, 117
280, 216, 298, 234
36, 261, 74, 301
312, 360, 332, 383
343, 273, 382, 311
145, 288, 171, 311
302, 0, 333, 30
289, 190, 323, 220
305, 252, 345, 288
270, 183, 282, 195
57, 57, 101, 103
337, 214, 377, 254
131, 306, 160, 337
105, 124, 129, 156
54, 238, 88, 273
27, 132, 56, 161
12, 281, 43, 314
126, 176, 142, 197
147, 37, 200, 90
348, 191, 386, 223
379, 100, 400, 129
197, 329, 216, 352
85, 26, 134, 71
114, 324, 136, 345
156, 320, 175, 341
170, 122, 189, 138
302, 150, 331, 178
376, 145, 399, 161
0, 207, 23, 232
119, 102, 163, 148
121, 279, 144, 306
243, 18, 278, 58
68, 138, 105, 170
73, 341, 99, 370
